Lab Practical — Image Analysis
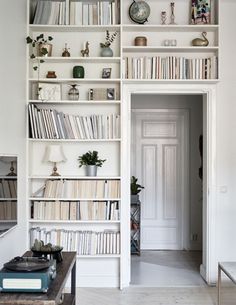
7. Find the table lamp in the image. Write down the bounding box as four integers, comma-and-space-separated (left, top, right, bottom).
0, 157, 17, 176
43, 145, 67, 176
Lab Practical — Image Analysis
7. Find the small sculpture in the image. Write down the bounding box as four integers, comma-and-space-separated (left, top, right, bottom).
161, 11, 167, 25
169, 2, 176, 25
192, 32, 209, 46
62, 43, 71, 57
81, 41, 89, 57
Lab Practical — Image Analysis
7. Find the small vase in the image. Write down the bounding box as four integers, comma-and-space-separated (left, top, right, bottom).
73, 66, 85, 78
68, 84, 79, 100
38, 43, 52, 57
86, 165, 97, 176
100, 47, 113, 57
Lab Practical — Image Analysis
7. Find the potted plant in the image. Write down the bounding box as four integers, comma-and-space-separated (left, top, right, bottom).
26, 33, 53, 74
130, 176, 144, 203
78, 150, 106, 176
100, 30, 118, 57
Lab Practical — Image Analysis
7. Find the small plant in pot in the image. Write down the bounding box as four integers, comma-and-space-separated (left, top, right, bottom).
130, 176, 144, 203
100, 30, 118, 57
78, 150, 106, 176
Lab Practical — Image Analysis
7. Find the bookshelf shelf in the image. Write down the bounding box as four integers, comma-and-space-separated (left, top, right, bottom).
29, 197, 121, 201
29, 24, 121, 32
76, 254, 120, 258
29, 78, 121, 83
122, 24, 219, 32
28, 138, 121, 142
0, 220, 17, 223
0, 176, 17, 179
123, 46, 219, 53
29, 100, 121, 105
29, 219, 120, 224
0, 198, 17, 201
29, 176, 121, 180
35, 57, 121, 63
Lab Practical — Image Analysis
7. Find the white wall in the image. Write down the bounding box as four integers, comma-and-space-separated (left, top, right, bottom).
131, 95, 203, 251
216, 0, 236, 264
0, 0, 27, 266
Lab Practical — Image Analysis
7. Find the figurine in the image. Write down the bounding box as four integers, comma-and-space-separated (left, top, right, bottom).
62, 43, 71, 57
169, 2, 177, 25
192, 32, 209, 46
161, 11, 167, 25
81, 41, 89, 57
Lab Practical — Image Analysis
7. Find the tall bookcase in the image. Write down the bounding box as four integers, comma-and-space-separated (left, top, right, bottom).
27, 0, 219, 288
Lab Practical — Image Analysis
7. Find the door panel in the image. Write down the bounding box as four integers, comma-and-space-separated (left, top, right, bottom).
132, 110, 188, 250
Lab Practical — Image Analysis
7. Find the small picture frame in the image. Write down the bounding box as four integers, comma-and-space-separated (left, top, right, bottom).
107, 88, 115, 100
191, 0, 211, 25
102, 68, 112, 79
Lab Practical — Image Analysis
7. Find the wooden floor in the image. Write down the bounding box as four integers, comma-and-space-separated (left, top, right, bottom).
77, 287, 218, 305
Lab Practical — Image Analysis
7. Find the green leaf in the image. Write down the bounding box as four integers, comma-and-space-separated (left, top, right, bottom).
32, 42, 36, 47
41, 47, 48, 55
26, 36, 33, 44
40, 59, 45, 63
36, 33, 44, 41
30, 54, 36, 59
33, 66, 38, 71
48, 36, 53, 41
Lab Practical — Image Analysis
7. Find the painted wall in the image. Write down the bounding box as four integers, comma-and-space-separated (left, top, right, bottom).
0, 0, 27, 266
131, 95, 203, 251
216, 0, 236, 265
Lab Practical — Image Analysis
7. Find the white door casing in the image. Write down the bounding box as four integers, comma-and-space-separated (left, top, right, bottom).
132, 110, 189, 250
120, 84, 217, 288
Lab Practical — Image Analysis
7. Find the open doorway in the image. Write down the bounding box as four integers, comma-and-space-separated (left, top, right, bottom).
130, 94, 204, 286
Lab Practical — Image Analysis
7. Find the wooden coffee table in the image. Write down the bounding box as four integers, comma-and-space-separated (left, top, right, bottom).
0, 251, 76, 305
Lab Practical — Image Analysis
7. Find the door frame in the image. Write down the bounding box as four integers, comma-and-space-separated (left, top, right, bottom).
120, 84, 217, 288
131, 109, 190, 251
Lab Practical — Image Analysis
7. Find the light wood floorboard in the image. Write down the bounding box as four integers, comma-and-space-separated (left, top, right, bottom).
77, 287, 218, 305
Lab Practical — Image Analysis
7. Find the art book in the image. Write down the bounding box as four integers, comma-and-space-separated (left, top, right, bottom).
191, 0, 211, 24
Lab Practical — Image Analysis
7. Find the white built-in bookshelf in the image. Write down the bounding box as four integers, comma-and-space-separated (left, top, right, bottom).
27, 0, 220, 288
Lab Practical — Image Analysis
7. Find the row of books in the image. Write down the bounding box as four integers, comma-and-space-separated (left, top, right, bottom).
32, 0, 120, 25
70, 1, 120, 25
34, 179, 120, 199
0, 202, 17, 220
32, 200, 120, 221
0, 180, 17, 198
122, 56, 218, 80
29, 104, 120, 140
30, 228, 120, 254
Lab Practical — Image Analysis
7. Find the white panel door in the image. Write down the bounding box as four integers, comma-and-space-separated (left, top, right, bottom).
132, 110, 188, 250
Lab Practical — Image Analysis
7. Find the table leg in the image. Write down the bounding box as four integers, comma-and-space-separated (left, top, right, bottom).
71, 261, 76, 296
218, 264, 221, 305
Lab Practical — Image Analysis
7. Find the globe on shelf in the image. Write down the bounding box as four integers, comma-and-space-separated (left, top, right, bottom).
129, 0, 150, 24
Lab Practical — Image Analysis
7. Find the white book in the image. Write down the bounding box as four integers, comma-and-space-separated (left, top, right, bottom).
75, 1, 83, 25
65, 0, 70, 25
88, 4, 93, 25
75, 116, 85, 139
82, 116, 90, 139
70, 1, 75, 25
82, 3, 89, 25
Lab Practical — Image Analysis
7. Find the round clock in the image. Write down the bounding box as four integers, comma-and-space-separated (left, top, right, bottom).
129, 0, 150, 24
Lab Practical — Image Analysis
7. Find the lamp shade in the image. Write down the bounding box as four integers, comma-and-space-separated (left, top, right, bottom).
43, 145, 67, 163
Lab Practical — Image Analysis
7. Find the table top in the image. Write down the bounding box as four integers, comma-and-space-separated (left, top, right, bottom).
0, 251, 76, 305
219, 262, 236, 284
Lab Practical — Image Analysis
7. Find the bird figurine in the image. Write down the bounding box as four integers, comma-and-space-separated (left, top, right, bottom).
192, 32, 209, 47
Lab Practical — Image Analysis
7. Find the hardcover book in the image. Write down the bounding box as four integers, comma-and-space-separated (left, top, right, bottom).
191, 0, 211, 24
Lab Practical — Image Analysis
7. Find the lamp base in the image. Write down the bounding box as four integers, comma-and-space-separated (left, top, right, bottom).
7, 162, 17, 176
51, 162, 61, 176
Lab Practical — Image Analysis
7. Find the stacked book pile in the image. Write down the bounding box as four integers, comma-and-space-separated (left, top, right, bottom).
34, 179, 120, 199
0, 179, 17, 199
29, 104, 120, 140
30, 227, 120, 254
32, 200, 120, 221
123, 56, 218, 80
0, 202, 17, 220
32, 0, 120, 25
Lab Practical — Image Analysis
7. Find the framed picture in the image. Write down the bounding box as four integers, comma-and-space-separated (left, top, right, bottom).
102, 68, 112, 79
38, 83, 61, 101
107, 88, 115, 100
191, 0, 211, 25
